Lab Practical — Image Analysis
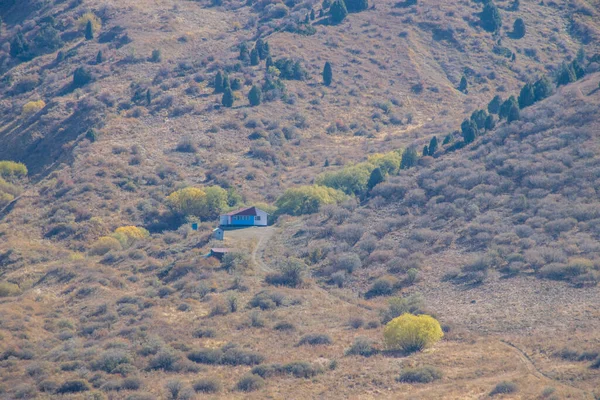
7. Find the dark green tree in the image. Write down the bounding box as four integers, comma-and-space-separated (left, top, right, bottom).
571, 59, 585, 80
367, 167, 384, 191
214, 71, 224, 93
499, 96, 518, 119
556, 63, 576, 87
250, 48, 259, 66
73, 67, 92, 87
458, 75, 468, 93
533, 76, 552, 102
256, 38, 266, 59
304, 14, 310, 23
222, 87, 234, 108
443, 133, 454, 145
400, 147, 418, 169
266, 56, 273, 71
96, 50, 104, 64
428, 136, 438, 155
146, 89, 152, 105
239, 42, 249, 63
507, 103, 520, 122
323, 0, 332, 8
85, 20, 94, 40
422, 145, 429, 157
10, 32, 28, 58
324, 158, 330, 167
512, 18, 525, 39
470, 109, 488, 129
346, 0, 368, 13
511, 0, 519, 10
310, 9, 316, 20
329, 0, 348, 24
248, 85, 262, 106
222, 75, 231, 91
319, 9, 324, 17
488, 95, 502, 114
480, 1, 502, 33
518, 82, 535, 109
484, 115, 496, 131
151, 49, 162, 62
231, 78, 242, 91
461, 119, 478, 144
323, 61, 332, 86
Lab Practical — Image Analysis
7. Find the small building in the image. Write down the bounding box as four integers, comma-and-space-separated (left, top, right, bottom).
219, 206, 268, 227
209, 248, 231, 260
213, 227, 224, 241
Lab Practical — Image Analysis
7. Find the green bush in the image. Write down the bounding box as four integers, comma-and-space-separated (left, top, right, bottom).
0, 282, 21, 297
490, 381, 518, 395
276, 185, 346, 215
252, 362, 323, 378
0, 161, 27, 179
193, 378, 221, 393
236, 374, 265, 392
222, 251, 250, 273
397, 366, 442, 383
345, 337, 378, 357
298, 334, 333, 346
265, 257, 306, 287
57, 380, 90, 394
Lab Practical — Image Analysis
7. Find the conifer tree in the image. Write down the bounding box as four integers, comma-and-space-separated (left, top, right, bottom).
256, 38, 266, 60
367, 167, 384, 191
10, 32, 28, 59
400, 147, 418, 169
507, 103, 520, 122
330, 0, 348, 24
250, 48, 259, 66
512, 18, 525, 39
470, 109, 488, 129
222, 75, 231, 91
571, 59, 585, 80
461, 119, 478, 144
556, 63, 576, 87
85, 20, 94, 40
222, 87, 234, 108
499, 96, 518, 119
488, 95, 502, 114
484, 115, 496, 131
422, 145, 429, 157
518, 83, 535, 109
239, 42, 249, 63
248, 85, 262, 106
346, 0, 368, 13
73, 67, 92, 87
428, 136, 438, 155
458, 75, 468, 93
214, 71, 224, 93
480, 1, 502, 33
146, 89, 152, 105
323, 61, 332, 86
96, 50, 104, 64
310, 9, 316, 20
533, 76, 552, 102
266, 56, 273, 71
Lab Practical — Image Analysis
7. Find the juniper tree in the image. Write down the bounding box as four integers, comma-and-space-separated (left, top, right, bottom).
461, 119, 478, 144
458, 75, 468, 93
222, 75, 231, 91
146, 89, 152, 105
507, 103, 520, 122
533, 76, 552, 102
85, 20, 94, 40
250, 48, 259, 66
400, 147, 418, 169
248, 85, 262, 106
256, 38, 266, 59
512, 18, 525, 39
367, 167, 384, 191
96, 50, 104, 64
470, 109, 488, 129
484, 115, 496, 131
487, 95, 502, 114
571, 60, 585, 80
266, 56, 273, 71
239, 42, 249, 63
330, 0, 348, 24
10, 32, 28, 58
151, 49, 162, 63
231, 78, 242, 91
422, 145, 429, 157
73, 67, 92, 87
518, 83, 535, 108
222, 87, 234, 108
428, 136, 438, 155
214, 71, 224, 93
323, 61, 332, 86
499, 96, 518, 119
480, 1, 502, 33
346, 0, 368, 13
556, 63, 576, 87
310, 9, 316, 20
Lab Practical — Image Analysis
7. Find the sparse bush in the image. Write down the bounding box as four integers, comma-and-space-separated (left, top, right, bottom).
397, 366, 442, 383
348, 317, 364, 329
384, 313, 443, 353
274, 321, 296, 331
22, 100, 46, 116
380, 294, 426, 323
298, 334, 333, 346
57, 380, 90, 394
222, 251, 251, 273
0, 282, 21, 297
265, 257, 306, 287
193, 378, 221, 393
89, 236, 123, 256
248, 291, 286, 310
490, 381, 518, 395
148, 350, 180, 371
365, 277, 396, 299
345, 337, 378, 357
91, 350, 132, 373
236, 374, 265, 392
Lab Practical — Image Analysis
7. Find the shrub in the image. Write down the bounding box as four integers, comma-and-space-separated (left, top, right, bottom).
298, 334, 333, 346
187, 347, 264, 366
193, 378, 221, 393
57, 380, 90, 394
490, 381, 518, 395
252, 362, 323, 378
248, 291, 286, 310
383, 314, 443, 353
0, 161, 28, 179
89, 236, 123, 256
380, 294, 426, 323
348, 317, 364, 329
265, 257, 306, 287
345, 337, 378, 357
147, 351, 180, 371
91, 350, 132, 373
22, 100, 46, 116
397, 366, 442, 383
276, 185, 346, 215
236, 374, 265, 392
77, 12, 102, 32
0, 282, 21, 297
365, 277, 396, 299
274, 321, 296, 331
167, 186, 227, 220
73, 67, 92, 87
222, 252, 251, 273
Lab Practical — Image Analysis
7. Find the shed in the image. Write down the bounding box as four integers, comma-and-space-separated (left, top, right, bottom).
219, 206, 268, 227
213, 227, 224, 241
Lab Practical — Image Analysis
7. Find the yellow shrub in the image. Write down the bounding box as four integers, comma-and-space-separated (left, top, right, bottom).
0, 282, 22, 297
0, 161, 28, 179
167, 186, 228, 219
77, 12, 102, 31
383, 313, 443, 353
89, 236, 122, 256
0, 192, 14, 207
22, 100, 46, 116
112, 226, 149, 248
275, 185, 346, 215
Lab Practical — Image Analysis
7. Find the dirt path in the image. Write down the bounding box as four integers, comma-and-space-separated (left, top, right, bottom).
223, 226, 276, 273
499, 340, 591, 398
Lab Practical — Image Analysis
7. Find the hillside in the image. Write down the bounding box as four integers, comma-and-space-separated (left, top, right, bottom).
1, 0, 600, 398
